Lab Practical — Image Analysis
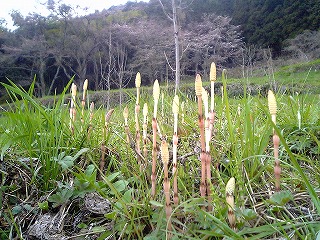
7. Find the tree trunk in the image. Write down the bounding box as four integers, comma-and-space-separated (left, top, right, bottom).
172, 0, 180, 94
39, 57, 46, 97
107, 30, 113, 109
158, 0, 181, 94
47, 65, 61, 95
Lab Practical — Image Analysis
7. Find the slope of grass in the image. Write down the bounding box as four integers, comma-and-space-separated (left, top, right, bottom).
226, 69, 320, 87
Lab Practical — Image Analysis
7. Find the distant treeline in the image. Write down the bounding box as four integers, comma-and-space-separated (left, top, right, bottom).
0, 0, 318, 96
203, 0, 320, 54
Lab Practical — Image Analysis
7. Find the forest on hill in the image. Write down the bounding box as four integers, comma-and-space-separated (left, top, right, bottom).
203, 0, 320, 53
0, 0, 319, 97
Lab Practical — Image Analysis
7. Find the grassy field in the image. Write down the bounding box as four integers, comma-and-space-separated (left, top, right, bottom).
0, 66, 319, 239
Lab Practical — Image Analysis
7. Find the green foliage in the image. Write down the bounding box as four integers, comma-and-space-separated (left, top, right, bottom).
211, 0, 320, 53
224, 59, 320, 94
240, 208, 257, 221
73, 164, 100, 197
105, 9, 147, 24
38, 201, 49, 210
268, 190, 294, 206
0, 79, 78, 190
11, 204, 33, 215
53, 148, 89, 171
48, 187, 74, 208
278, 59, 320, 74
0, 73, 319, 238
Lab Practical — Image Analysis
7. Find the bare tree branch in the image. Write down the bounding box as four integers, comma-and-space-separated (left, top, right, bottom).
164, 51, 175, 71
157, 0, 173, 21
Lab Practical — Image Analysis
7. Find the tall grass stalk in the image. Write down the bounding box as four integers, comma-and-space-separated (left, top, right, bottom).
172, 95, 179, 205
210, 62, 216, 112
268, 90, 281, 192
208, 62, 216, 146
123, 106, 130, 144
81, 79, 88, 124
100, 109, 114, 179
195, 74, 206, 200
263, 103, 320, 214
87, 102, 94, 139
142, 103, 148, 161
70, 83, 77, 134
226, 177, 236, 230
161, 139, 172, 235
151, 80, 160, 198
181, 101, 185, 124
1, 79, 76, 190
135, 72, 142, 167
221, 69, 235, 152
202, 87, 212, 210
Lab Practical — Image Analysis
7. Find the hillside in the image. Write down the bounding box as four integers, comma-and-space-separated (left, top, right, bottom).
195, 0, 320, 54
0, 0, 319, 96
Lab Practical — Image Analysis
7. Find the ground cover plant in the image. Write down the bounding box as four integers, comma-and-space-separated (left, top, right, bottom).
0, 63, 319, 239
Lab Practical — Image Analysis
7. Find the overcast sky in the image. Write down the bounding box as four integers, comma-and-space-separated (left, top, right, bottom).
1, 0, 149, 30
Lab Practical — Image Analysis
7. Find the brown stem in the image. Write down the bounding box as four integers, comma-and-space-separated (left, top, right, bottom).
123, 116, 145, 165
205, 117, 212, 211
87, 102, 94, 139
99, 143, 106, 180
136, 130, 142, 168
70, 83, 77, 134
226, 177, 236, 231
81, 99, 85, 124
197, 94, 208, 209
164, 163, 172, 232
206, 151, 212, 211
200, 151, 206, 198
70, 107, 75, 135
135, 104, 142, 168
143, 139, 148, 160
99, 109, 114, 179
151, 117, 158, 198
124, 125, 130, 145
69, 107, 73, 133
273, 134, 281, 192
143, 104, 148, 163
172, 133, 179, 205
208, 111, 215, 140
197, 95, 206, 199
161, 139, 172, 234
197, 96, 206, 152
227, 203, 236, 230
72, 105, 76, 123
143, 123, 148, 161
